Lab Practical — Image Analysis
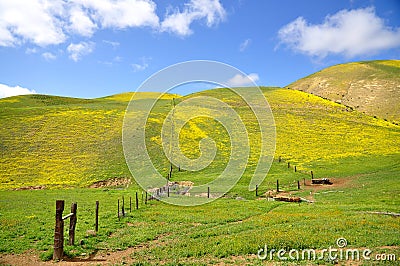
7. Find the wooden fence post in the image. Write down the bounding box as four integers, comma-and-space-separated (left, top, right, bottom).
68, 203, 77, 246
95, 201, 99, 232
53, 200, 65, 261
135, 192, 139, 210
276, 180, 279, 192
297, 180, 300, 190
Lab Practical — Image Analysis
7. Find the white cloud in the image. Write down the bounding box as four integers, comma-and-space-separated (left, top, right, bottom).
161, 0, 226, 36
278, 7, 400, 58
0, 83, 36, 98
42, 52, 56, 60
227, 73, 259, 87
132, 56, 151, 72
67, 41, 95, 62
0, 0, 159, 47
0, 0, 66, 47
67, 4, 97, 37
0, 0, 228, 50
239, 38, 251, 52
73, 0, 159, 29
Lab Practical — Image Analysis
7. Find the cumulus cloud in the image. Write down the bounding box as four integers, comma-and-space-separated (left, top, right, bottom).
67, 41, 95, 62
0, 0, 66, 47
161, 0, 226, 36
278, 7, 400, 58
67, 4, 97, 37
0, 83, 36, 98
0, 0, 228, 51
72, 0, 159, 30
227, 73, 259, 87
0, 0, 159, 47
239, 38, 251, 52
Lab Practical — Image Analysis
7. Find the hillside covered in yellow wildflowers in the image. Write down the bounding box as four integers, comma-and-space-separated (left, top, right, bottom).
1, 85, 399, 190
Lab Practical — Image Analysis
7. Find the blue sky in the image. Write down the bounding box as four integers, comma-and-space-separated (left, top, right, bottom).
0, 0, 399, 98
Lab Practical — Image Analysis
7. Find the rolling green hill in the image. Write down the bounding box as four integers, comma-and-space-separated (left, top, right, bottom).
1, 80, 400, 264
287, 60, 400, 124
0, 87, 399, 190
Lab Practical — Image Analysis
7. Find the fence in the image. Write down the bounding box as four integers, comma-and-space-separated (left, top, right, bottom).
52, 156, 319, 261
53, 200, 99, 261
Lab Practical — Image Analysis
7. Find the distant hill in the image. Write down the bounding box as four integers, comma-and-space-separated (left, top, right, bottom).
287, 60, 400, 124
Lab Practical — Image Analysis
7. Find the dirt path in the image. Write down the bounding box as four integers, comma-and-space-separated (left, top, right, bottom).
0, 248, 139, 265
0, 233, 171, 266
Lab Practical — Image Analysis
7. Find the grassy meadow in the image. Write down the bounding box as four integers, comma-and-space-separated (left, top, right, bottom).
0, 86, 399, 265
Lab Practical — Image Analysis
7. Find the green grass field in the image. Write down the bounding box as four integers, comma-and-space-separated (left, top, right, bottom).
0, 85, 399, 265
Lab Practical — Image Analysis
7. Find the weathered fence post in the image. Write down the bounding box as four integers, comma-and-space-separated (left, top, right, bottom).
135, 192, 139, 210
276, 180, 279, 192
53, 200, 65, 261
297, 180, 300, 190
95, 201, 99, 232
68, 202, 77, 246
